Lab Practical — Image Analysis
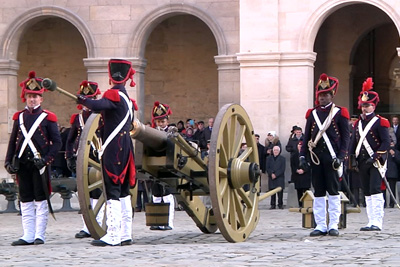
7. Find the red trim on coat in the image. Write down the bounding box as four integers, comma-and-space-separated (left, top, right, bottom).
103, 90, 120, 102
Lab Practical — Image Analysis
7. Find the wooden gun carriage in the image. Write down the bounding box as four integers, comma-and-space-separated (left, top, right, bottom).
43, 78, 280, 242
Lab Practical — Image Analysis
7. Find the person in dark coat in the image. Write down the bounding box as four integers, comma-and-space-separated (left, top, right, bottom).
66, 80, 103, 239
77, 59, 137, 246
5, 71, 62, 246
255, 134, 266, 174
266, 146, 286, 209
200, 118, 214, 158
383, 140, 400, 208
299, 73, 350, 237
290, 141, 311, 207
349, 77, 390, 231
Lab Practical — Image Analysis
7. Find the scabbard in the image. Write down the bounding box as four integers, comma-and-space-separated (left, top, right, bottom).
40, 168, 56, 220
381, 175, 400, 210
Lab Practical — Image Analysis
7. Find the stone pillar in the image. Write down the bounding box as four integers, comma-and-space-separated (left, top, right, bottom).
0, 59, 20, 179
130, 57, 147, 122
83, 58, 109, 93
214, 55, 240, 109
237, 51, 316, 143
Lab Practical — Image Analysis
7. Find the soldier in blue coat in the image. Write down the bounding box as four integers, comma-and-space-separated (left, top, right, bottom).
66, 80, 102, 239
150, 101, 175, 230
349, 77, 390, 231
300, 73, 350, 237
5, 71, 62, 246
77, 59, 137, 246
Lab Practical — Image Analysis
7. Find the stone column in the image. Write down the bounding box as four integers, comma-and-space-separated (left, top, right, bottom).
0, 59, 20, 180
130, 57, 147, 122
237, 51, 316, 143
214, 55, 240, 109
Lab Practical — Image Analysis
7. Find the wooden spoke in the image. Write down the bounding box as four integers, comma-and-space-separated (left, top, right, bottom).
209, 104, 260, 242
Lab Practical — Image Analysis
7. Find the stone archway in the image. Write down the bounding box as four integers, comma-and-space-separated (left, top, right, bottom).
127, 3, 237, 122
299, 1, 400, 114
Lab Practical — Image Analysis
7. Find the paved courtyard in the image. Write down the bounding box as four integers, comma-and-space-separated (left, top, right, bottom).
1, 193, 400, 266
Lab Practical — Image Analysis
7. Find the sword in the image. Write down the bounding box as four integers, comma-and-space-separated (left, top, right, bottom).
335, 163, 361, 211
35, 154, 56, 220
374, 160, 400, 209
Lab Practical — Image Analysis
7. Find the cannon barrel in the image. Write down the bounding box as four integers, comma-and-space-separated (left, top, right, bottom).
130, 119, 167, 152
42, 78, 77, 100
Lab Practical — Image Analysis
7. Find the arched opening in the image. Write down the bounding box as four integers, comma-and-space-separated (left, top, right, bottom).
17, 17, 87, 126
143, 15, 218, 124
313, 3, 399, 116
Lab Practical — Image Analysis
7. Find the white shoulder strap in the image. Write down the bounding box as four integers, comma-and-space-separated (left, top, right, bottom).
312, 106, 340, 159
355, 116, 379, 157
98, 92, 133, 159
18, 112, 48, 159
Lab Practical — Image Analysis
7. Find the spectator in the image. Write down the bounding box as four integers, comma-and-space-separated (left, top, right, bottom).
290, 141, 311, 207
201, 118, 214, 158
265, 131, 281, 157
384, 140, 400, 208
255, 134, 266, 173
193, 120, 205, 148
391, 115, 400, 150
265, 146, 286, 209
177, 120, 185, 134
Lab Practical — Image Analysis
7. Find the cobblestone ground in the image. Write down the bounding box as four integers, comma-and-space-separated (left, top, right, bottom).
1, 195, 400, 266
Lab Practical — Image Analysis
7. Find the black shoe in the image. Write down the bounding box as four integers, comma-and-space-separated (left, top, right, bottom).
34, 238, 44, 245
121, 239, 133, 246
269, 206, 276, 210
328, 229, 339, 236
369, 225, 381, 231
360, 226, 371, 231
11, 239, 34, 246
389, 204, 394, 208
310, 230, 327, 237
75, 230, 91, 239
278, 206, 284, 209
91, 240, 120, 247
161, 226, 173, 230
150, 226, 161, 230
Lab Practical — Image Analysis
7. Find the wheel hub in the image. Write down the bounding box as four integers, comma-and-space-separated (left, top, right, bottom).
227, 158, 260, 189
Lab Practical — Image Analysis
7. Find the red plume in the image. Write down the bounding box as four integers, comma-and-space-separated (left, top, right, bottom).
81, 81, 88, 87
362, 77, 373, 92
28, 71, 36, 78
320, 73, 328, 81
154, 101, 159, 107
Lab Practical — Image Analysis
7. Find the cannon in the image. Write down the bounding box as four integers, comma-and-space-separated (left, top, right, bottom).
43, 78, 279, 242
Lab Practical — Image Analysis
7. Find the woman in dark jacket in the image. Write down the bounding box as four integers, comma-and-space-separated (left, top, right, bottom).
385, 140, 400, 208
290, 141, 312, 207
266, 145, 286, 209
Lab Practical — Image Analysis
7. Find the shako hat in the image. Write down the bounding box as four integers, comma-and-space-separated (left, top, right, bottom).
151, 101, 172, 127
108, 59, 136, 87
78, 80, 101, 98
315, 73, 339, 105
357, 77, 379, 109
19, 71, 45, 102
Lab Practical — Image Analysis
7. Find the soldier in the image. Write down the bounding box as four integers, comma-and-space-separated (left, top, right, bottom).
77, 59, 137, 246
299, 73, 350, 237
150, 101, 175, 230
349, 77, 390, 231
65, 80, 102, 239
5, 71, 62, 246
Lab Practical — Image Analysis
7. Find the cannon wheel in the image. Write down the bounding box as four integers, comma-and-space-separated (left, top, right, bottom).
76, 113, 137, 240
208, 104, 260, 242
